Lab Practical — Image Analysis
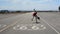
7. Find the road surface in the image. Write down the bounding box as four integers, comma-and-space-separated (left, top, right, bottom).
0, 12, 60, 34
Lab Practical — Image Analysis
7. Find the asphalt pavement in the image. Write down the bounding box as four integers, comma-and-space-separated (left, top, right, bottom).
0, 12, 60, 34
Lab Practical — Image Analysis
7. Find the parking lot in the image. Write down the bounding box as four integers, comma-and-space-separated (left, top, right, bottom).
0, 12, 60, 34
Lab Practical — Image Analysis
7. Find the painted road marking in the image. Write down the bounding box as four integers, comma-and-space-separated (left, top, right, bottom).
20, 26, 27, 30
32, 26, 39, 30
0, 17, 21, 32
0, 13, 28, 32
41, 25, 44, 27
0, 24, 7, 28
13, 24, 46, 30
40, 17, 60, 34
17, 25, 20, 27
3, 25, 7, 27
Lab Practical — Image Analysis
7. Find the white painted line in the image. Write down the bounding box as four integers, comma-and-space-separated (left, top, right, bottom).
13, 24, 46, 31
43, 27, 46, 29
20, 26, 27, 30
0, 24, 7, 27
13, 26, 21, 30
40, 17, 60, 34
41, 25, 44, 27
3, 25, 7, 27
17, 25, 20, 27
13, 27, 16, 30
32, 26, 39, 30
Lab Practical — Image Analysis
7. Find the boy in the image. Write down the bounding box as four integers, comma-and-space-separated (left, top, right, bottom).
32, 9, 40, 23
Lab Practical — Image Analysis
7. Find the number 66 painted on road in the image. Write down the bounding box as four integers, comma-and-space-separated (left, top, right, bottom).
13, 25, 46, 30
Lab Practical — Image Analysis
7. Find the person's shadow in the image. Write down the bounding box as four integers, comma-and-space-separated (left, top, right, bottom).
36, 22, 40, 24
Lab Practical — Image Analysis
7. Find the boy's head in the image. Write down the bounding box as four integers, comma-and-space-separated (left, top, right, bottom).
33, 9, 36, 12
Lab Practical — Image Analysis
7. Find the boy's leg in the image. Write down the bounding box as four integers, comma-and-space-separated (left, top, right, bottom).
35, 15, 40, 23
32, 16, 34, 21
35, 15, 37, 23
36, 15, 40, 20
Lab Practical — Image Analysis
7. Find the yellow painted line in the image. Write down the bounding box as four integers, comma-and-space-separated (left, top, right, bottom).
0, 13, 30, 32
0, 13, 27, 32
0, 20, 20, 32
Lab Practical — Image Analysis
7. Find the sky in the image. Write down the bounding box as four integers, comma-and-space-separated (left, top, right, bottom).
0, 0, 60, 10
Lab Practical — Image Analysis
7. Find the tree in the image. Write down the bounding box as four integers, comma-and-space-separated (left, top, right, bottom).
16, 11, 21, 13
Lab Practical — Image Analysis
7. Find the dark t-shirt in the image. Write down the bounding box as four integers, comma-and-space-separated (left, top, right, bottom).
33, 12, 37, 16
